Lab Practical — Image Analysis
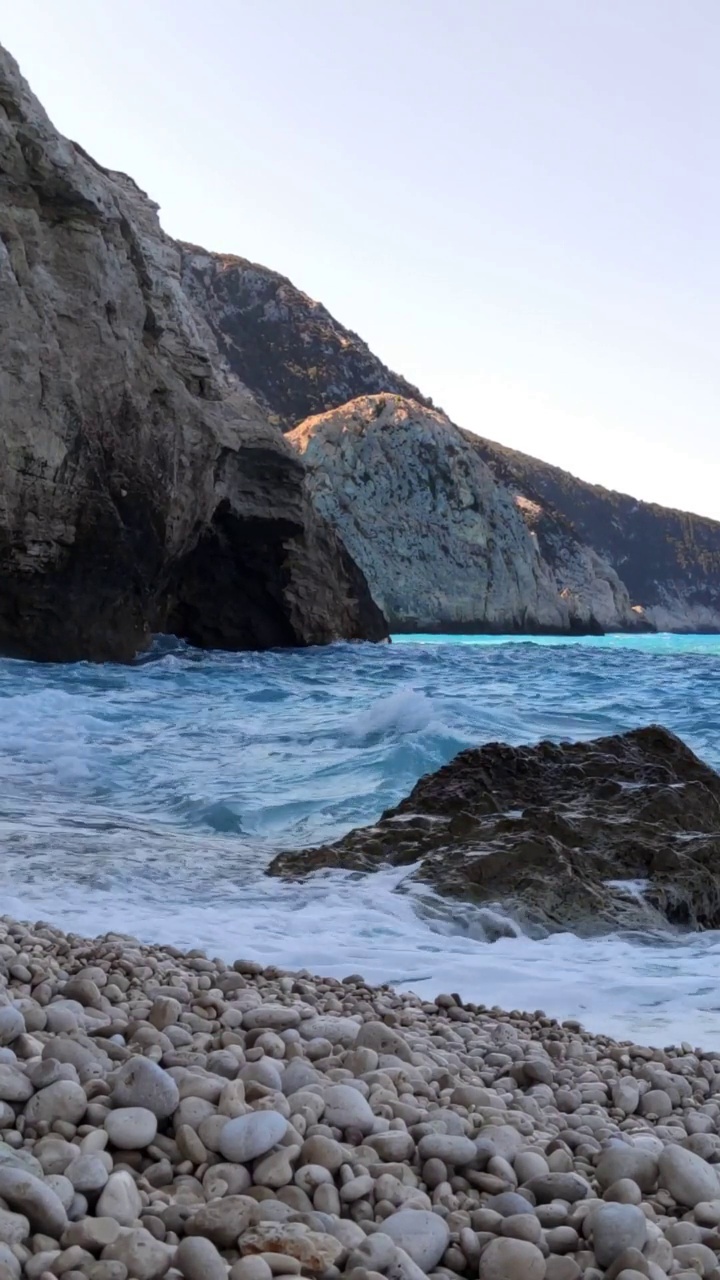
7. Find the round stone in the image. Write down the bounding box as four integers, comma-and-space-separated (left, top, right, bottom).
175, 1236, 228, 1280
105, 1107, 158, 1150
185, 1195, 256, 1248
0, 1008, 25, 1046
524, 1172, 591, 1203
382, 1209, 450, 1271
300, 1015, 361, 1045
355, 1021, 412, 1060
110, 1059, 179, 1119
0, 1065, 33, 1103
479, 1237, 545, 1280
321, 1084, 375, 1134
487, 1192, 536, 1218
102, 1227, 175, 1280
590, 1203, 647, 1267
659, 1144, 720, 1208
596, 1146, 659, 1193
25, 1080, 87, 1127
64, 1154, 110, 1194
218, 1110, 288, 1164
0, 1166, 67, 1237
416, 1134, 477, 1166
95, 1170, 143, 1226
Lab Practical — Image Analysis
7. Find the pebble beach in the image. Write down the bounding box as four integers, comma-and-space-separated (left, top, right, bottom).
0, 919, 719, 1280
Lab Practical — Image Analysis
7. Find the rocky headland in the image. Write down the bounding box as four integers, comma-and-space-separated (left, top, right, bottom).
288, 398, 643, 635
0, 46, 385, 662
269, 726, 720, 938
185, 239, 720, 635
0, 917, 718, 1280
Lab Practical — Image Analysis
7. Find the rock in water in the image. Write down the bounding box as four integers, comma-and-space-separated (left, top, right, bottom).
0, 44, 386, 661
269, 725, 720, 936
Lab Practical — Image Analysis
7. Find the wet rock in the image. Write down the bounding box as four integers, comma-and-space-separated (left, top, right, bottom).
270, 727, 720, 936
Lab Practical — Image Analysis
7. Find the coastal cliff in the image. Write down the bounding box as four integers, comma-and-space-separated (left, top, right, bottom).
0, 47, 386, 661
289, 396, 641, 634
473, 439, 720, 632
188, 249, 720, 634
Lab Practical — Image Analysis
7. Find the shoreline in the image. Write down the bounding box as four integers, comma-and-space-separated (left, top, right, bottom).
0, 915, 719, 1279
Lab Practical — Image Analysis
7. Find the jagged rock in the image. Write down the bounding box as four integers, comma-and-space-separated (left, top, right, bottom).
0, 45, 386, 661
269, 725, 720, 936
288, 395, 628, 633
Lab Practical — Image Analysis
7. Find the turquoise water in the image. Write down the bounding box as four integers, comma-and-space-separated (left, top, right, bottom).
1, 632, 719, 1044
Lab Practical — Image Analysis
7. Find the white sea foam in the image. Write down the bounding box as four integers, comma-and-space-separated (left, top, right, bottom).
1, 633, 719, 1048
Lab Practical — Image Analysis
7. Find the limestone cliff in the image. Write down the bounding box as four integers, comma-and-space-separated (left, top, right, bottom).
473, 439, 720, 632
289, 396, 642, 634
0, 47, 386, 661
187, 247, 720, 633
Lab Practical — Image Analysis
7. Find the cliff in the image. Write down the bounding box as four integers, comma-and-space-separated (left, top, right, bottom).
0, 46, 386, 661
472, 439, 720, 632
188, 249, 720, 633
289, 396, 642, 634
180, 244, 433, 429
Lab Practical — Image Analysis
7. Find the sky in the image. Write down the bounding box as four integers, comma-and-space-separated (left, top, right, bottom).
4, 1, 720, 517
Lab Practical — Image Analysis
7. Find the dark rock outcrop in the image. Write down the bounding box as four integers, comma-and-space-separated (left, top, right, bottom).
0, 46, 386, 662
180, 245, 432, 430
269, 726, 720, 937
185, 244, 720, 633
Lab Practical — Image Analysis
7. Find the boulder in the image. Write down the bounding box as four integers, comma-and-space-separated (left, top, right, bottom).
270, 725, 720, 936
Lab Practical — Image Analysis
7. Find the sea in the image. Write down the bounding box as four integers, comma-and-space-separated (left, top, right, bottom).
1, 632, 719, 1048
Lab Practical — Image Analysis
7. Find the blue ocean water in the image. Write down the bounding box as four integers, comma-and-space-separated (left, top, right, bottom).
1, 632, 720, 1045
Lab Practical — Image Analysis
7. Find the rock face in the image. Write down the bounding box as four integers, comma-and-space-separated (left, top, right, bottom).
472, 438, 720, 633
288, 395, 641, 633
180, 244, 433, 430
269, 725, 720, 937
186, 242, 720, 633
0, 46, 386, 661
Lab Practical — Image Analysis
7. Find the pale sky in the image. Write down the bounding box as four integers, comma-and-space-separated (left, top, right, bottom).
4, 1, 720, 517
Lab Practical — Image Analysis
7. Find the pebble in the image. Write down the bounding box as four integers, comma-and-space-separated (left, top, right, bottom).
175, 1235, 228, 1280
591, 1203, 648, 1267
479, 1236, 546, 1280
322, 1084, 375, 1134
102, 1228, 175, 1280
0, 1167, 67, 1237
95, 1170, 143, 1226
659, 1144, 720, 1207
110, 1059, 179, 1119
219, 1111, 288, 1163
0, 1008, 24, 1046
382, 1208, 450, 1269
0, 916, 719, 1280
238, 1223, 344, 1271
104, 1107, 158, 1149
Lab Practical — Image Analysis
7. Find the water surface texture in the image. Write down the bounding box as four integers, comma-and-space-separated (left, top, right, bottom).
2, 633, 720, 1046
